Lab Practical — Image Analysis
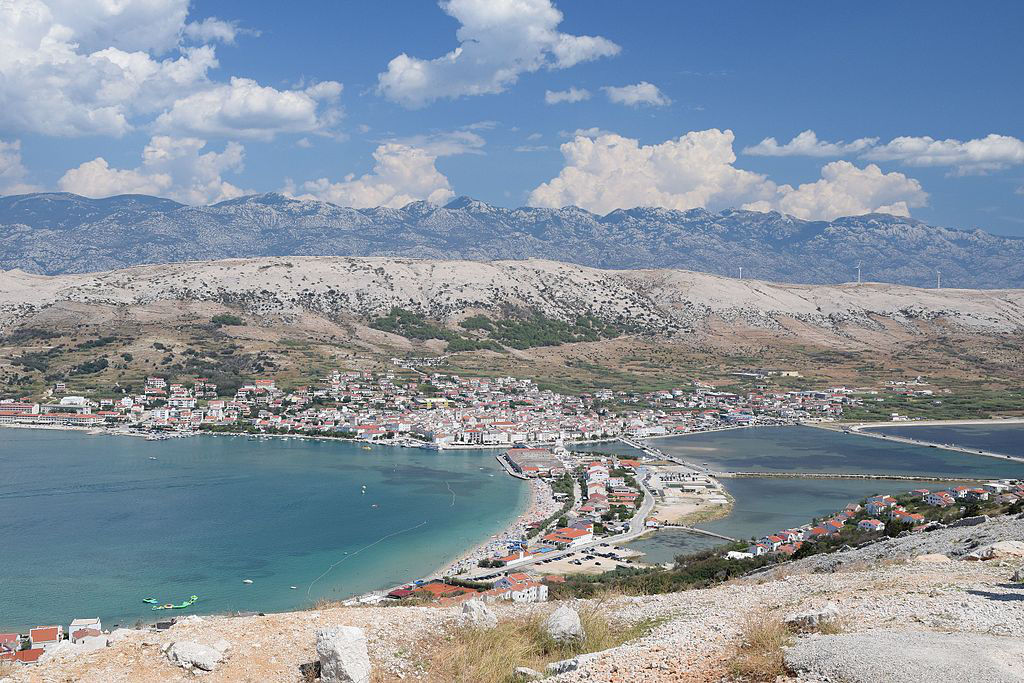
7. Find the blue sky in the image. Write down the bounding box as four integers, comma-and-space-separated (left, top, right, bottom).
2, 0, 1023, 235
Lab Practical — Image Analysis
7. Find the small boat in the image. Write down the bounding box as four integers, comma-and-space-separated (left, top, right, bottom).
371, 503, 379, 508
142, 597, 159, 604
361, 445, 372, 451
242, 579, 254, 584
148, 457, 157, 460
152, 595, 198, 611
290, 586, 297, 590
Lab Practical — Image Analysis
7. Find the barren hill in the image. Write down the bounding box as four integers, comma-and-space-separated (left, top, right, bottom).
2, 257, 1023, 397
2, 256, 1023, 335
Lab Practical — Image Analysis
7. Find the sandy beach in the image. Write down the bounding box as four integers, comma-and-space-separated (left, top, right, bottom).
434, 477, 561, 577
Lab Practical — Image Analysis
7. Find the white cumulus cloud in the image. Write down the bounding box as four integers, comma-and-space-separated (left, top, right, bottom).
863, 134, 1024, 175
58, 136, 247, 205
0, 0, 341, 140
284, 144, 455, 208
744, 161, 928, 220
602, 82, 670, 107
183, 17, 249, 45
377, 0, 619, 108
746, 130, 1024, 176
154, 77, 342, 140
0, 139, 41, 195
529, 129, 929, 220
529, 130, 772, 214
744, 130, 879, 157
545, 87, 591, 104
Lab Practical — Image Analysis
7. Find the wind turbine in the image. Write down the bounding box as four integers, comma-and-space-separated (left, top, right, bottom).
738, 266, 743, 279
856, 261, 862, 285
936, 270, 942, 289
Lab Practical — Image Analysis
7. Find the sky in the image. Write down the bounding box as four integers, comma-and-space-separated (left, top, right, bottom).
1, 0, 1023, 235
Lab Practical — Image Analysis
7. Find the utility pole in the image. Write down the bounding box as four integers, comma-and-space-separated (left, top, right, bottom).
738, 266, 743, 279
856, 261, 862, 285
936, 270, 941, 289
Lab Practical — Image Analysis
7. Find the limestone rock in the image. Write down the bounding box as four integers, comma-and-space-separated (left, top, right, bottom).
515, 666, 544, 680
212, 638, 232, 654
966, 540, 1024, 561
546, 652, 600, 674
914, 553, 952, 564
316, 625, 371, 683
949, 515, 989, 528
166, 641, 223, 672
785, 603, 840, 631
459, 599, 497, 629
1012, 566, 1024, 583
544, 605, 585, 645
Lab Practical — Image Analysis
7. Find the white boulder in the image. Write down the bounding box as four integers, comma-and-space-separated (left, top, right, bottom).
966, 540, 1024, 561
316, 625, 371, 683
165, 641, 224, 672
785, 603, 841, 631
459, 600, 498, 628
544, 605, 585, 645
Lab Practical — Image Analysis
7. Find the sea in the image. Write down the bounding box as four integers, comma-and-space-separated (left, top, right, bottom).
5, 424, 1022, 631
0, 429, 527, 631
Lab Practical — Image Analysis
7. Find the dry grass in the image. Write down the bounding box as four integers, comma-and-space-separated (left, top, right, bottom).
727, 613, 792, 682
425, 605, 659, 683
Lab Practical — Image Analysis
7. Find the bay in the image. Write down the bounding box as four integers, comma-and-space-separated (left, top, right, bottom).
0, 429, 527, 631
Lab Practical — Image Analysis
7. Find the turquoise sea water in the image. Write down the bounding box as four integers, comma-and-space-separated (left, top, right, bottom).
0, 430, 526, 631
867, 423, 1024, 458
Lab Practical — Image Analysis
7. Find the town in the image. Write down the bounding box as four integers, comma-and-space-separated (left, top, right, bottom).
0, 365, 876, 445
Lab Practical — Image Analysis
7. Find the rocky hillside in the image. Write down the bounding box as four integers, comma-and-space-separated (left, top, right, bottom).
2, 256, 1023, 339
5, 515, 1023, 682
2, 192, 1023, 288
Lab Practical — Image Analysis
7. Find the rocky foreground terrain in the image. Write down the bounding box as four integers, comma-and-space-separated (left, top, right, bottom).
2, 256, 1023, 338
2, 192, 1023, 288
6, 515, 1024, 682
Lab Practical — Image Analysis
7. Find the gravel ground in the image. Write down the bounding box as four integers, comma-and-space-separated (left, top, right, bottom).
784, 630, 1024, 682
5, 517, 1024, 682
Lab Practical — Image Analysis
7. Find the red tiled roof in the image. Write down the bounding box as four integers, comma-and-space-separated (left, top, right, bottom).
29, 626, 59, 642
14, 648, 44, 663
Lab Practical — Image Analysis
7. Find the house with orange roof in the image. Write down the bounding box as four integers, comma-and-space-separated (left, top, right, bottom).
28, 625, 62, 650
541, 527, 594, 548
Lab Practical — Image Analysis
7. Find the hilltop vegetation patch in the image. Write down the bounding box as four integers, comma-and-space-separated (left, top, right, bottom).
370, 308, 625, 352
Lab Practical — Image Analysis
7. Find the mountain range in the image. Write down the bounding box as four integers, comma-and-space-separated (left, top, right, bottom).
1, 192, 1022, 288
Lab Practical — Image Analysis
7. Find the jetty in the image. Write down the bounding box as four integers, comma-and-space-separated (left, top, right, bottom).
716, 471, 992, 482
495, 453, 529, 480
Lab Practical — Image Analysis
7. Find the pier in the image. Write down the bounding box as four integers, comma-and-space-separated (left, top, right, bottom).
495, 453, 529, 480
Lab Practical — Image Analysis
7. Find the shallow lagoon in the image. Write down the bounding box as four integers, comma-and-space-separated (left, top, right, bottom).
0, 429, 526, 630
867, 423, 1024, 458
648, 425, 1024, 479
